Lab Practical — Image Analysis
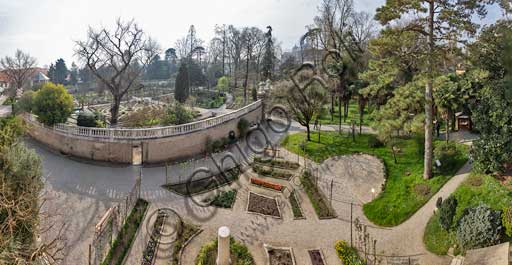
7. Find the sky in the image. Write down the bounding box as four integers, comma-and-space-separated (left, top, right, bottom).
0, 0, 505, 68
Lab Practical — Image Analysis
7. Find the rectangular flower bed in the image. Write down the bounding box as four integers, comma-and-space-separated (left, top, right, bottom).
252, 164, 294, 180
247, 192, 281, 218
288, 190, 305, 219
209, 189, 237, 208
254, 157, 300, 170
301, 170, 336, 219
250, 177, 284, 192
308, 249, 326, 265
264, 245, 296, 265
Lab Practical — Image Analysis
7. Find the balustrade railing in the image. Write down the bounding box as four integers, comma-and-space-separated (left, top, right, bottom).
24, 100, 262, 140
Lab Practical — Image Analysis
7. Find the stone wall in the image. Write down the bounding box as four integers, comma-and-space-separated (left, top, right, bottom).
25, 104, 262, 164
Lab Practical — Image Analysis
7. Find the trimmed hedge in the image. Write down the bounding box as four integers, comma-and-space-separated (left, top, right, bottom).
252, 164, 293, 180
301, 170, 335, 218
195, 237, 254, 265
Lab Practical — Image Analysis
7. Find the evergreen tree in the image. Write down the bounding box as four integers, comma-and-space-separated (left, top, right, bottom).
54, 58, 68, 84
47, 63, 56, 83
175, 63, 189, 103
69, 62, 79, 85
262, 26, 274, 80
375, 0, 498, 179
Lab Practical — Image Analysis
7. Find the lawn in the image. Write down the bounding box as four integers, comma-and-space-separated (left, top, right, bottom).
423, 174, 512, 255
317, 100, 374, 126
283, 132, 468, 226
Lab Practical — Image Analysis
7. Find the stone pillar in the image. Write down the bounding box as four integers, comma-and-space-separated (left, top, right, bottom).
216, 226, 231, 265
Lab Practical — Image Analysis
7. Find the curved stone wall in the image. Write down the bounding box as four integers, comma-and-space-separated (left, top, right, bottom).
24, 101, 263, 164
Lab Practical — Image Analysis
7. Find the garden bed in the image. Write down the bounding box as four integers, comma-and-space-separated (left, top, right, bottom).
265, 245, 296, 265
247, 192, 281, 218
253, 157, 300, 170
141, 210, 166, 265
289, 190, 305, 219
162, 166, 241, 196
101, 199, 149, 265
172, 221, 201, 265
300, 170, 336, 219
250, 177, 284, 192
209, 189, 237, 208
308, 249, 326, 265
195, 237, 254, 265
252, 164, 294, 180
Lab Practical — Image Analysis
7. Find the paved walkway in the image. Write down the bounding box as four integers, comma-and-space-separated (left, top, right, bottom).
33, 121, 475, 265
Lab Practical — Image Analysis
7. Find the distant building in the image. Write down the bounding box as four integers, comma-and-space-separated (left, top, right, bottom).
32, 71, 50, 86
0, 72, 9, 93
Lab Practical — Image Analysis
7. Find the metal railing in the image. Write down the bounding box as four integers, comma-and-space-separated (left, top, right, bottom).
25, 100, 262, 140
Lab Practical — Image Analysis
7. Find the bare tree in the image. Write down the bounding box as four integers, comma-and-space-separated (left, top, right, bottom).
227, 25, 243, 90
241, 27, 264, 104
75, 18, 159, 125
0, 50, 37, 98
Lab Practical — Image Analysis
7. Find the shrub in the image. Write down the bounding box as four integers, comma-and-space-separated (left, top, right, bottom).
456, 204, 503, 250
164, 103, 194, 125
237, 118, 250, 139
367, 135, 384, 148
439, 196, 457, 230
210, 190, 237, 208
196, 237, 254, 265
217, 76, 229, 92
436, 197, 443, 209
334, 240, 366, 265
77, 111, 97, 127
16, 91, 34, 113
434, 142, 463, 173
502, 207, 512, 237
32, 82, 74, 126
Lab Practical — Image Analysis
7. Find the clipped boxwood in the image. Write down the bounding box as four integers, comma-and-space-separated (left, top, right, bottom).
439, 196, 457, 230
334, 240, 366, 265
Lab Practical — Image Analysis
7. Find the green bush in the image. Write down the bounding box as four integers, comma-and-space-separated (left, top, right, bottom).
439, 196, 457, 230
367, 135, 384, 148
77, 111, 97, 127
16, 91, 34, 113
502, 207, 512, 237
196, 237, 254, 265
334, 240, 366, 265
164, 103, 194, 125
210, 190, 237, 208
434, 142, 463, 173
237, 118, 250, 139
32, 82, 74, 126
456, 204, 503, 250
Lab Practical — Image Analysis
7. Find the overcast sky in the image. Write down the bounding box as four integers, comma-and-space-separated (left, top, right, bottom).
0, 0, 504, 68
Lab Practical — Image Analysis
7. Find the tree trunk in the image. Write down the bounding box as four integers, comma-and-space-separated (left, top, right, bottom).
331, 94, 334, 121
424, 1, 435, 180
110, 97, 121, 126
306, 124, 311, 141
338, 96, 342, 133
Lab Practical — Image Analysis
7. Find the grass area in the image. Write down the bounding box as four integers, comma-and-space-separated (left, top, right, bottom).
252, 164, 294, 180
300, 170, 336, 218
195, 237, 254, 265
162, 166, 241, 196
102, 199, 149, 265
171, 221, 200, 265
283, 132, 468, 226
209, 189, 237, 208
424, 174, 512, 255
317, 100, 373, 126
289, 190, 304, 219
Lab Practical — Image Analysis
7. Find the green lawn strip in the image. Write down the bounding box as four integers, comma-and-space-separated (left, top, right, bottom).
317, 100, 374, 126
171, 222, 201, 265
283, 132, 468, 226
423, 174, 512, 255
162, 166, 241, 196
289, 190, 304, 219
252, 164, 293, 180
102, 199, 149, 265
195, 237, 254, 265
209, 189, 237, 208
253, 157, 300, 170
300, 170, 336, 218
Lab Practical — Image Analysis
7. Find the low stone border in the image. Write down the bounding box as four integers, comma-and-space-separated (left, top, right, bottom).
263, 244, 297, 265
177, 228, 203, 265
246, 192, 282, 219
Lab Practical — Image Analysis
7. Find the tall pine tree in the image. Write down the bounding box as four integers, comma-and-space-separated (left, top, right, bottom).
262, 26, 274, 81
375, 0, 499, 179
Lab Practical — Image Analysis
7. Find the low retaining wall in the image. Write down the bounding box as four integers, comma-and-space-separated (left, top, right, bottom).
24, 101, 263, 164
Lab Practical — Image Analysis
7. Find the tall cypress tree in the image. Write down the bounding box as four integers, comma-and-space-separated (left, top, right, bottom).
262, 26, 274, 81
175, 63, 189, 103
54, 58, 68, 84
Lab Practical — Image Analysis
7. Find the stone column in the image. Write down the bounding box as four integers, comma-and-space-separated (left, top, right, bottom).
216, 226, 231, 265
